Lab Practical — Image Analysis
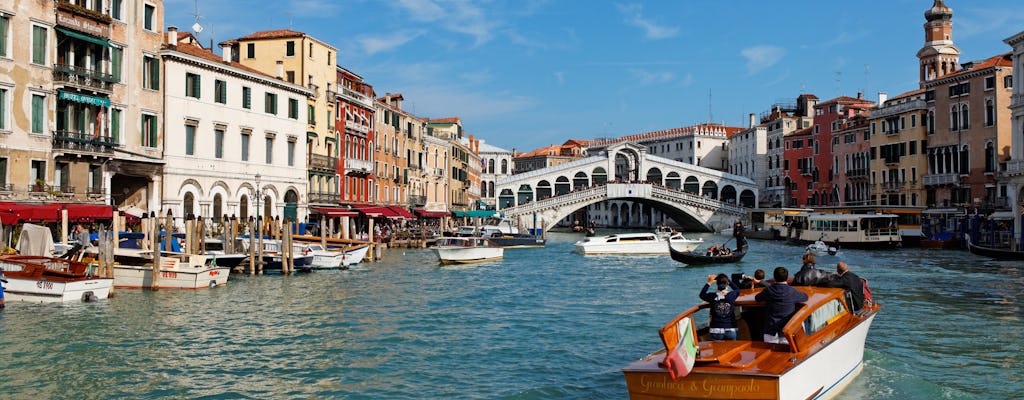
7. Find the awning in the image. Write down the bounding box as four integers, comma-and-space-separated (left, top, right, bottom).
452, 210, 498, 218
55, 26, 113, 48
388, 206, 415, 220
414, 209, 449, 218
0, 202, 113, 225
352, 204, 385, 218
310, 206, 359, 217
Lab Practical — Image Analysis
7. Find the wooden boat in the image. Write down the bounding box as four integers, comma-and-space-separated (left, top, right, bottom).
307, 243, 370, 269
0, 255, 113, 303
623, 285, 880, 399
432, 237, 504, 265
669, 237, 748, 266
964, 234, 1024, 260
485, 232, 547, 248
112, 251, 230, 289
574, 232, 703, 255
920, 232, 960, 249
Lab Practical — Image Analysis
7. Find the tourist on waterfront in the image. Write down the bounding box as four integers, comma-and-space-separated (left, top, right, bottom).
823, 262, 865, 313
754, 267, 808, 344
699, 273, 740, 340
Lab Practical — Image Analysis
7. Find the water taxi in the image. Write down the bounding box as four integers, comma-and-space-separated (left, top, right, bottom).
307, 243, 370, 269
112, 251, 230, 289
623, 285, 879, 399
786, 213, 901, 249
433, 237, 504, 265
574, 232, 703, 255
0, 255, 112, 303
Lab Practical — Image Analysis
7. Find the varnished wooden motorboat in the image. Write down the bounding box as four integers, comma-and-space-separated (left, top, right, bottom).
623, 285, 880, 399
965, 234, 1024, 261
0, 255, 113, 303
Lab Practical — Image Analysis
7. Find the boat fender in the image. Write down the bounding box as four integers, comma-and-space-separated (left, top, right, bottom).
209, 280, 217, 288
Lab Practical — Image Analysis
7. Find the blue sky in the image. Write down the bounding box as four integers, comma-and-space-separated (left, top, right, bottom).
166, 0, 1024, 152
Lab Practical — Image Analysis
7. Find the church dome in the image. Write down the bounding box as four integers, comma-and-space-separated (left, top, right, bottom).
924, 0, 952, 21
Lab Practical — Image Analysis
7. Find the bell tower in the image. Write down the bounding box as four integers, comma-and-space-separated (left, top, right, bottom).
916, 0, 960, 84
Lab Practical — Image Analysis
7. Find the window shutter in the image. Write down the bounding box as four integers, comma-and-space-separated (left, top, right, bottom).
111, 109, 120, 143
111, 47, 122, 82
32, 26, 46, 64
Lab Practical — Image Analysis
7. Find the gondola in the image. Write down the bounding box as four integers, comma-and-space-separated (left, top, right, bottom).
669, 235, 748, 265
965, 234, 1024, 260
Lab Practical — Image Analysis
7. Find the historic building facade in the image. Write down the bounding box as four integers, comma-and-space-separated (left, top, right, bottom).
867, 90, 930, 206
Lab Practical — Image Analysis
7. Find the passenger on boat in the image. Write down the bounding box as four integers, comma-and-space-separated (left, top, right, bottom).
754, 267, 808, 345
743, 269, 768, 288
793, 253, 834, 286
699, 274, 740, 340
823, 262, 865, 313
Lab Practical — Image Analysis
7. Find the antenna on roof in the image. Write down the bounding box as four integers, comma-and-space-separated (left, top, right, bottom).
190, 0, 204, 35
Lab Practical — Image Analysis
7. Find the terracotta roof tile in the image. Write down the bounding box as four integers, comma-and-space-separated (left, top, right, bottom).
935, 52, 1013, 81
428, 117, 461, 124
236, 29, 306, 40
166, 40, 285, 84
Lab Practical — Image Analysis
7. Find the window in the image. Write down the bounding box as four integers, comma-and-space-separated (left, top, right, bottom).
215, 80, 226, 104
0, 157, 6, 187
287, 140, 296, 167
32, 25, 47, 65
143, 3, 155, 31
950, 106, 959, 130
110, 46, 123, 82
288, 98, 299, 119
143, 55, 159, 90
960, 104, 969, 130
0, 87, 6, 130
985, 99, 995, 126
309, 42, 313, 56
286, 41, 295, 57
110, 108, 122, 144
30, 160, 45, 183
185, 124, 195, 155
265, 93, 277, 114
307, 104, 315, 124
214, 128, 224, 158
185, 73, 201, 98
1005, 75, 1013, 89
110, 0, 123, 20
142, 114, 157, 147
31, 94, 45, 134
0, 15, 9, 58
242, 86, 251, 109
327, 51, 331, 65
265, 136, 274, 164
286, 71, 294, 83
911, 114, 916, 128
241, 131, 250, 161
985, 76, 996, 90
246, 43, 255, 58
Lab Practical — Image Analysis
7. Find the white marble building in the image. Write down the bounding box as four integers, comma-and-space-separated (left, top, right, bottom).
159, 29, 312, 226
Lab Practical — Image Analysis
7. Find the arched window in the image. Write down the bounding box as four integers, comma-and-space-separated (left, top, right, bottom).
213, 193, 223, 221
960, 104, 969, 130
501, 159, 508, 174
927, 110, 935, 134
985, 99, 995, 126
488, 159, 495, 174
183, 192, 195, 217
240, 195, 249, 221
985, 142, 995, 173
950, 105, 959, 131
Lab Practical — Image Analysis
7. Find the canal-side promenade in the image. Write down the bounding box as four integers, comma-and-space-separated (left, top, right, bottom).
0, 233, 1020, 399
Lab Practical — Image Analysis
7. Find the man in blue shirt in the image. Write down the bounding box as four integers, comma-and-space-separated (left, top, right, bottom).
754, 267, 808, 344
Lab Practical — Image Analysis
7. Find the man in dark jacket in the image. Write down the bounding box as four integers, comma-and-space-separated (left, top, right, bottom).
699, 273, 740, 340
754, 267, 808, 344
824, 262, 864, 313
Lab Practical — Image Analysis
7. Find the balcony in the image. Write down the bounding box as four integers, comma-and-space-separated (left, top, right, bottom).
345, 158, 372, 175
799, 168, 812, 176
53, 130, 117, 154
1003, 159, 1024, 177
922, 173, 959, 186
346, 123, 369, 135
1012, 93, 1024, 107
878, 181, 904, 192
307, 83, 320, 99
308, 153, 337, 172
845, 168, 869, 179
307, 192, 338, 204
341, 87, 373, 108
53, 64, 115, 92
871, 99, 927, 119
326, 89, 339, 100
435, 168, 445, 177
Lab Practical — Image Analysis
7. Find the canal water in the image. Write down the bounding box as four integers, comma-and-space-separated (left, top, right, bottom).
0, 232, 1021, 399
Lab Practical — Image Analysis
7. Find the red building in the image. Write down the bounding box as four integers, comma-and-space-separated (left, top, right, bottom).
335, 67, 376, 204
783, 127, 815, 207
808, 95, 875, 206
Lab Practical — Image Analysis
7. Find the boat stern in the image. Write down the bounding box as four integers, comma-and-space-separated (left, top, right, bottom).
623, 356, 780, 399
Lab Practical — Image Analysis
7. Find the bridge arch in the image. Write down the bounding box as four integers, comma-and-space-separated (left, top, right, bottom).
702, 181, 718, 199
683, 176, 699, 194
517, 184, 533, 205
555, 176, 571, 195
592, 167, 607, 185
537, 180, 552, 200
572, 172, 588, 191
646, 167, 663, 185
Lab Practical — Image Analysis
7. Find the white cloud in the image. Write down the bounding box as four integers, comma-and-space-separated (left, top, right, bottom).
740, 45, 786, 75
395, 0, 445, 22
393, 0, 497, 47
616, 3, 679, 40
287, 0, 341, 17
358, 31, 425, 55
629, 68, 675, 85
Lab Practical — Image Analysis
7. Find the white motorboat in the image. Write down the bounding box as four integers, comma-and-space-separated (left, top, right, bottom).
805, 239, 839, 256
113, 251, 229, 289
623, 286, 880, 399
432, 237, 504, 265
0, 255, 112, 303
308, 243, 370, 269
574, 232, 703, 255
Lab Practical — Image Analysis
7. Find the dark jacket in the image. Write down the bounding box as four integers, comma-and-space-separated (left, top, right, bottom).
699, 281, 740, 329
754, 283, 809, 335
792, 264, 835, 286
824, 271, 864, 311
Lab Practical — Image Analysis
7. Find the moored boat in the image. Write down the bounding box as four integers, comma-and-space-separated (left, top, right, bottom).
574, 232, 703, 255
0, 255, 113, 303
622, 285, 880, 399
432, 237, 504, 265
113, 252, 230, 289
308, 243, 370, 269
964, 234, 1024, 260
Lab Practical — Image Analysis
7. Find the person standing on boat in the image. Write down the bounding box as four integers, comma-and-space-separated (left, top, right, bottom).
755, 267, 808, 344
823, 262, 864, 313
699, 274, 740, 340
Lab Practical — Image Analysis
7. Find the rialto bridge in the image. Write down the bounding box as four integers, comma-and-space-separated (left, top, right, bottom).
495, 142, 757, 232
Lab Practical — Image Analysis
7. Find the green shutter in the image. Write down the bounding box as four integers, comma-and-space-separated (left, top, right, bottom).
32, 26, 46, 64
151, 58, 160, 90
31, 95, 43, 133
195, 75, 201, 99
111, 47, 122, 82
0, 17, 8, 57
111, 109, 120, 143
243, 87, 251, 109
0, 89, 5, 130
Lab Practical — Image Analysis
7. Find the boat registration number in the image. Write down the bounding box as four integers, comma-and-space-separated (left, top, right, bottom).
161, 271, 178, 278
36, 281, 54, 289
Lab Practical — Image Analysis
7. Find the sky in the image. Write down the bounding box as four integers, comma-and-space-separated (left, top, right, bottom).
165, 0, 1024, 152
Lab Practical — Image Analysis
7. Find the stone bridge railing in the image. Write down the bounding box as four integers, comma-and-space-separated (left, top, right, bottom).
500, 183, 748, 219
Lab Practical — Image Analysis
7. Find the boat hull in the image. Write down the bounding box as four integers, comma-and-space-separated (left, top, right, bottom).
488, 235, 547, 248
1, 277, 112, 303
433, 247, 504, 264
310, 245, 369, 269
668, 245, 747, 265
113, 265, 230, 289
965, 235, 1024, 260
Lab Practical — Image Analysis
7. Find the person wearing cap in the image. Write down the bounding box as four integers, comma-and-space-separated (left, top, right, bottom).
699, 273, 740, 340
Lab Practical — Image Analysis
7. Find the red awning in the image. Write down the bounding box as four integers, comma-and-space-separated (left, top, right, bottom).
414, 209, 450, 218
310, 206, 360, 217
0, 202, 113, 225
387, 206, 415, 220
351, 204, 385, 218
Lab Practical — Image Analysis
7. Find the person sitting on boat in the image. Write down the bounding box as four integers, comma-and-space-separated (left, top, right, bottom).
699, 273, 740, 340
743, 269, 769, 289
793, 253, 830, 286
754, 267, 809, 345
822, 262, 865, 313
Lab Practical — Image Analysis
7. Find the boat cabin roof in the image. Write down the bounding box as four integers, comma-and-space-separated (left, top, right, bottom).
797, 212, 897, 221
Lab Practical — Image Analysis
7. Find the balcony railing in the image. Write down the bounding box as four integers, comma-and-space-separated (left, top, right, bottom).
341, 87, 373, 107
346, 123, 369, 135
345, 158, 372, 174
1012, 93, 1024, 107
307, 83, 320, 98
53, 64, 115, 92
308, 154, 337, 172
922, 173, 959, 186
845, 168, 869, 179
53, 130, 118, 154
1003, 159, 1024, 177
326, 89, 339, 100
871, 99, 927, 119
877, 181, 904, 192
307, 192, 338, 204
